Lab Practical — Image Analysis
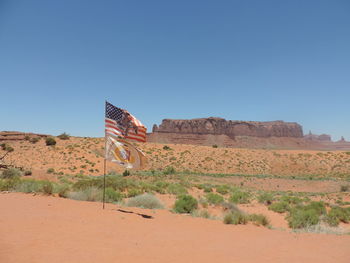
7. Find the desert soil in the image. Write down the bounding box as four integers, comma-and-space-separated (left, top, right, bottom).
1, 193, 349, 263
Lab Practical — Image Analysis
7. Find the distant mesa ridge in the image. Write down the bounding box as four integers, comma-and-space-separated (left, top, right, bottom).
152, 117, 304, 138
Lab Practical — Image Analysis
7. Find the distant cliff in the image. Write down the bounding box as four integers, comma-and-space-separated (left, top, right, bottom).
152, 117, 303, 138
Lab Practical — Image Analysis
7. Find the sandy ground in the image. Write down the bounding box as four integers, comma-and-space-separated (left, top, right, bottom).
1, 193, 349, 263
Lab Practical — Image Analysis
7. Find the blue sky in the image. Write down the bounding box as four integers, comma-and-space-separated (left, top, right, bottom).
0, 0, 349, 140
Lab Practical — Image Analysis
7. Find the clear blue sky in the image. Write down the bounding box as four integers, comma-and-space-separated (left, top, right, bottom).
1, 0, 349, 140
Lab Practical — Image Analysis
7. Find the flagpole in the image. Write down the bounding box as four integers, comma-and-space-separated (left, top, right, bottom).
103, 101, 107, 209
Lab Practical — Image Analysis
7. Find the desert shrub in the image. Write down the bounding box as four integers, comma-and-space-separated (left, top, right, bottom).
205, 192, 224, 205
1, 143, 14, 152
280, 195, 304, 205
122, 169, 130, 177
268, 201, 290, 213
67, 187, 103, 202
0, 178, 20, 191
287, 207, 320, 229
197, 184, 213, 193
163, 145, 171, 150
167, 183, 187, 196
1, 168, 22, 179
215, 185, 230, 195
127, 193, 164, 209
15, 179, 43, 193
304, 201, 327, 216
248, 214, 270, 226
58, 185, 70, 198
174, 195, 198, 213
222, 202, 241, 213
258, 192, 274, 205
45, 137, 56, 146
30, 137, 40, 144
191, 209, 212, 219
163, 166, 176, 175
24, 135, 30, 141
42, 182, 53, 195
229, 191, 250, 204
24, 170, 32, 176
340, 185, 349, 192
47, 168, 55, 174
127, 188, 143, 198
326, 206, 350, 226
57, 132, 70, 140
105, 187, 123, 202
223, 210, 248, 225
212, 144, 218, 148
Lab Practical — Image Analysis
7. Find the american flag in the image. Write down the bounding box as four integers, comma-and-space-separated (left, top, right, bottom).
105, 101, 147, 143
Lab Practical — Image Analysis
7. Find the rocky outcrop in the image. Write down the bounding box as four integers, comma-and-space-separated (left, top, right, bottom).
304, 132, 332, 142
152, 117, 303, 138
0, 131, 47, 141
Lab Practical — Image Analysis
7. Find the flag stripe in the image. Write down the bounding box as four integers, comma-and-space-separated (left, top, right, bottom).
105, 118, 146, 132
105, 124, 146, 136
105, 129, 146, 143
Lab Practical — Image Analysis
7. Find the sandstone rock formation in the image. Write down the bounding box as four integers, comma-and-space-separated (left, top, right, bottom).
152, 117, 303, 138
304, 131, 332, 142
0, 131, 47, 141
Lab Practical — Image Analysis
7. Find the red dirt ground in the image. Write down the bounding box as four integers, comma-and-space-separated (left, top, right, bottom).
1, 193, 349, 263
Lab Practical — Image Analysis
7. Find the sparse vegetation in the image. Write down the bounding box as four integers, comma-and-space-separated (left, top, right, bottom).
127, 193, 164, 209
1, 168, 22, 179
45, 137, 56, 146
174, 195, 198, 213
205, 192, 224, 205
58, 132, 70, 140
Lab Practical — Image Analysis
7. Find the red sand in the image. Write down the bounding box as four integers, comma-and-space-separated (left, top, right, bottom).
1, 193, 349, 263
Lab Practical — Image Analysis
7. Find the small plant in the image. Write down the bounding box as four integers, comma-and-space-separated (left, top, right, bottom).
212, 144, 218, 148
1, 168, 22, 179
215, 185, 230, 195
24, 170, 32, 176
174, 195, 198, 213
30, 137, 40, 144
163, 166, 176, 175
45, 137, 56, 146
42, 182, 53, 195
58, 132, 70, 140
1, 143, 14, 152
258, 192, 274, 205
105, 187, 123, 202
268, 201, 290, 213
205, 193, 224, 205
191, 209, 212, 219
248, 214, 270, 226
167, 183, 188, 196
127, 193, 164, 209
122, 169, 130, 177
340, 185, 349, 192
163, 145, 171, 150
47, 168, 55, 174
223, 211, 248, 225
287, 207, 320, 229
326, 206, 350, 226
229, 191, 250, 204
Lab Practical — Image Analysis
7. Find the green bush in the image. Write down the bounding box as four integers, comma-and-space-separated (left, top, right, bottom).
174, 195, 198, 213
127, 193, 164, 209
30, 137, 40, 144
58, 185, 70, 198
57, 132, 70, 140
15, 179, 43, 193
167, 183, 187, 196
268, 201, 290, 213
47, 168, 55, 174
191, 209, 212, 219
215, 185, 230, 195
1, 168, 22, 179
122, 169, 130, 177
326, 206, 350, 226
205, 192, 224, 205
212, 144, 218, 148
287, 207, 320, 229
163, 166, 176, 175
105, 187, 123, 202
24, 170, 32, 176
223, 211, 248, 225
67, 187, 103, 202
163, 145, 171, 150
280, 195, 304, 205
45, 137, 56, 146
304, 201, 326, 216
248, 214, 270, 226
229, 191, 250, 204
127, 188, 143, 198
42, 182, 53, 195
340, 185, 349, 192
258, 192, 274, 205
